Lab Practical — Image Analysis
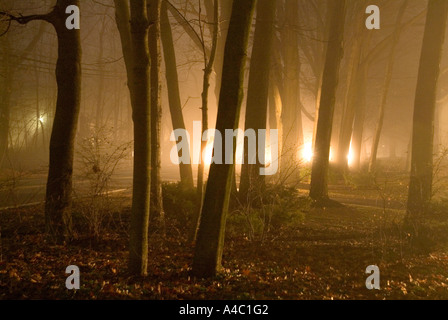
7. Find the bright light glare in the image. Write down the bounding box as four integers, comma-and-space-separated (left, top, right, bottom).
38, 116, 44, 123
302, 142, 313, 163
203, 140, 214, 166
347, 148, 354, 167
264, 146, 272, 166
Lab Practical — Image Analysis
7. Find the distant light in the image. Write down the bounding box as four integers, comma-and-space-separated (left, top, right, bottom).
39, 116, 45, 123
264, 146, 272, 166
204, 140, 214, 166
347, 148, 354, 167
302, 142, 313, 163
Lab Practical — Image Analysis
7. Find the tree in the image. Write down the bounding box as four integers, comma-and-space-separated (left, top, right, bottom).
350, 65, 367, 171
0, 21, 45, 167
193, 0, 219, 241
128, 0, 152, 276
192, 0, 256, 278
166, 0, 233, 101
148, 0, 165, 230
334, 1, 367, 172
160, 1, 194, 190
239, 0, 276, 200
309, 0, 346, 203
279, 0, 303, 178
114, 0, 152, 275
3, 0, 82, 242
369, 0, 408, 173
406, 0, 448, 228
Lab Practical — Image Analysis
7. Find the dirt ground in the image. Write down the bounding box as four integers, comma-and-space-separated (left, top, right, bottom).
1, 190, 448, 300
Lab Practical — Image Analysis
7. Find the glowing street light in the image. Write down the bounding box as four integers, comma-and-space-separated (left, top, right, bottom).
302, 142, 313, 163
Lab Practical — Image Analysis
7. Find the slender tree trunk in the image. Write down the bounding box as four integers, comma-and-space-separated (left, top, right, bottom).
239, 0, 276, 200
335, 15, 367, 171
309, 0, 346, 203
148, 0, 165, 231
128, 0, 151, 276
160, 2, 194, 190
280, 0, 303, 178
95, 16, 107, 129
369, 0, 408, 173
0, 72, 12, 168
213, 0, 233, 100
406, 0, 448, 226
351, 67, 367, 171
193, 0, 219, 242
192, 0, 256, 278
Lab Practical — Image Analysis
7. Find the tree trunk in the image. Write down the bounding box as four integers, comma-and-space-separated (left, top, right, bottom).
128, 0, 151, 276
280, 0, 303, 178
351, 67, 367, 171
369, 0, 408, 173
44, 0, 82, 242
213, 0, 233, 100
160, 2, 194, 190
406, 0, 448, 225
239, 0, 276, 200
192, 0, 256, 278
192, 0, 219, 243
335, 17, 367, 172
148, 0, 165, 231
2, 4, 78, 242
309, 0, 346, 202
0, 72, 12, 168
95, 15, 107, 129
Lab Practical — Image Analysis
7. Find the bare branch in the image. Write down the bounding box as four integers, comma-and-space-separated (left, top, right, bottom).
0, 11, 51, 25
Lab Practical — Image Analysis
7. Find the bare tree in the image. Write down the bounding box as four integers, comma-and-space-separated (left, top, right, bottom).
160, 1, 194, 190
3, 0, 82, 242
114, 0, 152, 275
406, 0, 448, 229
192, 0, 256, 278
0, 21, 45, 167
128, 0, 152, 276
148, 0, 165, 230
239, 0, 276, 200
309, 0, 346, 204
193, 0, 219, 241
279, 0, 303, 179
369, 0, 409, 173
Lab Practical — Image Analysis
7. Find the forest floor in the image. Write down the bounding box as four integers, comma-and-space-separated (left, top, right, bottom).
1, 182, 448, 300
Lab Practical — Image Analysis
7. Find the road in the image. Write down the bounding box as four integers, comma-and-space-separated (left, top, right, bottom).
0, 166, 180, 210
1, 167, 408, 211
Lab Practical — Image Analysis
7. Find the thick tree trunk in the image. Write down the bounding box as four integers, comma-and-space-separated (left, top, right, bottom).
148, 0, 165, 231
406, 0, 448, 225
192, 0, 256, 278
128, 0, 151, 276
160, 2, 194, 190
44, 0, 82, 242
369, 1, 408, 173
309, 0, 346, 202
239, 0, 276, 200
